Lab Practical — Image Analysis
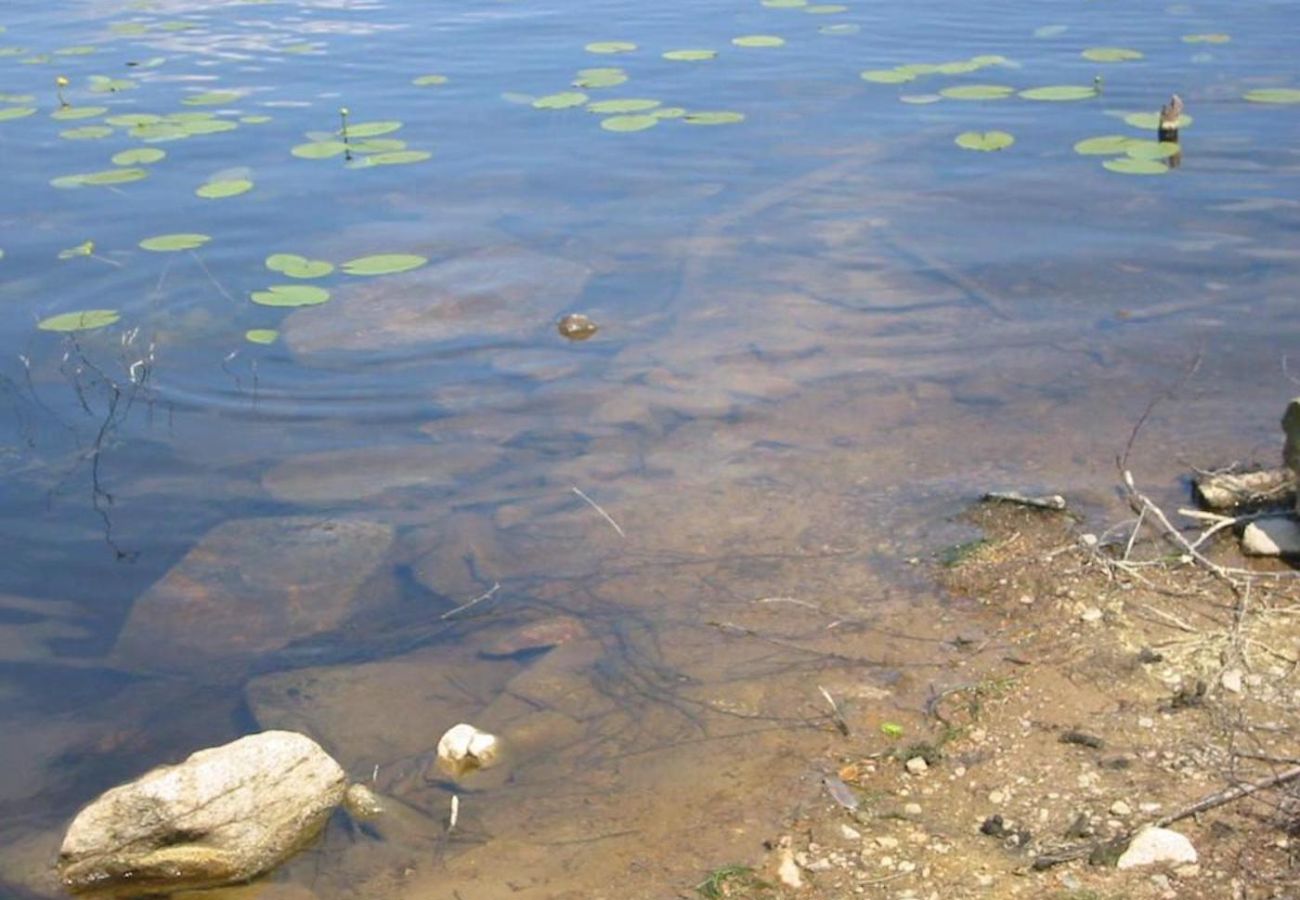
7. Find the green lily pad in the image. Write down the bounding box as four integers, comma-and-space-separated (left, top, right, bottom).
1019, 85, 1097, 101
804, 4, 847, 12
178, 119, 239, 135
1182, 33, 1230, 43
1124, 140, 1180, 160
132, 123, 190, 142
600, 114, 658, 132
244, 328, 279, 345
106, 113, 162, 127
197, 179, 253, 199
413, 74, 448, 86
899, 93, 943, 104
1103, 157, 1167, 175
1244, 88, 1300, 104
58, 241, 95, 260
1033, 24, 1068, 38
341, 254, 428, 275
861, 69, 913, 84
933, 60, 981, 75
587, 98, 661, 114
533, 92, 588, 110
240, 114, 272, 124
111, 23, 150, 35
292, 140, 348, 159
266, 253, 333, 278
663, 49, 716, 61
51, 105, 108, 120
56, 45, 98, 56
1122, 111, 1192, 129
573, 67, 627, 88
683, 110, 745, 125
732, 35, 785, 47
250, 285, 332, 307
38, 309, 120, 332
1082, 47, 1143, 62
183, 90, 242, 106
0, 93, 35, 102
350, 138, 407, 153
87, 76, 136, 93
81, 167, 149, 185
60, 125, 113, 140
140, 233, 210, 251
761, 0, 807, 6
939, 84, 1014, 100
363, 150, 432, 165
585, 41, 637, 54
0, 106, 37, 122
113, 148, 167, 165
1072, 134, 1132, 155
954, 130, 1015, 151
344, 120, 402, 138
652, 107, 688, 119
21, 55, 51, 65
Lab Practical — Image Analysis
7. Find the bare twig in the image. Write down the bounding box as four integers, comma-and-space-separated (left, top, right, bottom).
818, 685, 850, 736
1155, 764, 1300, 828
440, 582, 500, 620
571, 485, 626, 538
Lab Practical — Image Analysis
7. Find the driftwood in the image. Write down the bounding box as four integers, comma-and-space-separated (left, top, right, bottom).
1194, 467, 1293, 511
982, 491, 1067, 511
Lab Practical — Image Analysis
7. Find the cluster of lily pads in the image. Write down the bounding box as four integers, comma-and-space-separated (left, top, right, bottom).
291, 118, 431, 167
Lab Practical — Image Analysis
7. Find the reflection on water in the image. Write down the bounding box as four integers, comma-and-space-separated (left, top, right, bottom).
2, 0, 1300, 894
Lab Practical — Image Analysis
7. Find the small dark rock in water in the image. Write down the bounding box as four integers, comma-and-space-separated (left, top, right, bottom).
980, 815, 1007, 837
1059, 730, 1105, 750
557, 313, 598, 341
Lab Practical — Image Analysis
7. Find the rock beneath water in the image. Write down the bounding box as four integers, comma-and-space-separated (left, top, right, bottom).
113, 517, 394, 673
342, 783, 383, 820
435, 723, 500, 778
283, 247, 590, 358
481, 616, 588, 659
1241, 517, 1300, 556
1116, 826, 1197, 869
0, 593, 91, 663
58, 731, 346, 895
261, 444, 500, 504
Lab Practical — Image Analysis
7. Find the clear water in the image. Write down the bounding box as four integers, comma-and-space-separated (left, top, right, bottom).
1, 0, 1299, 895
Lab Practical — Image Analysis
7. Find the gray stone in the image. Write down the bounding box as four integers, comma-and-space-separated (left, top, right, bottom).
113, 517, 394, 673
1241, 518, 1300, 557
1117, 827, 1198, 869
58, 731, 346, 894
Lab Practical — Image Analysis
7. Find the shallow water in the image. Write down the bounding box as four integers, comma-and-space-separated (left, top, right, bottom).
1, 0, 1299, 895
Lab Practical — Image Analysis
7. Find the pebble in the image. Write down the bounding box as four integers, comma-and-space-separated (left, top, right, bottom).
988, 790, 1006, 804
975, 873, 994, 888
1138, 716, 1155, 728
1017, 594, 1035, 605
898, 861, 917, 873
903, 802, 922, 817
841, 824, 862, 840
905, 757, 928, 775
1080, 607, 1104, 623
1110, 800, 1133, 816
1221, 668, 1243, 694
875, 836, 900, 850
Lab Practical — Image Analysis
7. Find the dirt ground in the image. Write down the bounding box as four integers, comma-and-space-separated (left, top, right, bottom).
701, 494, 1300, 900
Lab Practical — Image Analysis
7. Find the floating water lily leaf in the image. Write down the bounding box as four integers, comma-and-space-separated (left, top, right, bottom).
244, 328, 279, 344
341, 254, 428, 275
1122, 111, 1192, 129
804, 4, 847, 12
683, 110, 745, 125
250, 285, 331, 307
58, 241, 94, 260
38, 309, 120, 332
939, 84, 1014, 100
344, 120, 402, 138
587, 98, 661, 114
81, 167, 149, 185
266, 253, 333, 278
955, 130, 1014, 151
900, 93, 942, 104
0, 93, 35, 102
140, 233, 210, 251
413, 74, 448, 86
364, 150, 432, 165
22, 55, 51, 64
761, 0, 806, 6
1073, 134, 1131, 155
0, 106, 37, 121
600, 114, 658, 132
1033, 24, 1068, 38
585, 41, 636, 54
732, 35, 785, 47
1244, 88, 1300, 104
1125, 140, 1180, 160
133, 123, 190, 141
533, 92, 588, 109
240, 114, 272, 124
196, 179, 252, 198
106, 113, 161, 127
60, 125, 113, 140
88, 76, 136, 92
653, 106, 688, 118
350, 138, 407, 153
183, 90, 241, 105
56, 45, 98, 56
1182, 33, 1230, 43
573, 67, 627, 88
51, 105, 108, 120
291, 140, 348, 159
1082, 47, 1143, 62
1018, 85, 1097, 101
820, 23, 860, 35
663, 49, 716, 61
1103, 157, 1167, 175
110, 22, 150, 35
934, 60, 980, 74
861, 69, 913, 84
179, 119, 238, 135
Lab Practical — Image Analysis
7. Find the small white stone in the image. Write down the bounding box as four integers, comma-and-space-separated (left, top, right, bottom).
1242, 518, 1300, 557
841, 824, 862, 841
1081, 533, 1098, 547
1080, 607, 1103, 623
903, 802, 922, 817
898, 861, 917, 873
777, 846, 803, 889
875, 836, 899, 850
1110, 800, 1133, 816
806, 858, 833, 872
1138, 716, 1155, 728
975, 873, 995, 888
905, 757, 928, 775
436, 723, 500, 777
1017, 594, 1035, 605
988, 790, 1006, 805
1117, 827, 1198, 869
1221, 668, 1243, 694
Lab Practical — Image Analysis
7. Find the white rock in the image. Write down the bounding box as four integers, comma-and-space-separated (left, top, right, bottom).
1242, 518, 1300, 557
1110, 800, 1133, 816
905, 757, 928, 775
903, 802, 922, 817
840, 824, 862, 840
1080, 607, 1104, 623
1117, 827, 1198, 869
777, 844, 803, 888
58, 731, 346, 894
1221, 668, 1243, 693
343, 783, 384, 820
436, 723, 501, 777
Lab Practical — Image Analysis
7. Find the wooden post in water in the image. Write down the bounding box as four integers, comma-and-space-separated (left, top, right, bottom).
1158, 94, 1183, 168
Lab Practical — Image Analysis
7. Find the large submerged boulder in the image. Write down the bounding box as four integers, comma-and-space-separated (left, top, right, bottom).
57, 731, 346, 895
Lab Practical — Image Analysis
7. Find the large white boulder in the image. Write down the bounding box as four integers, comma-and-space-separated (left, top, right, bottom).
1117, 826, 1198, 869
58, 731, 346, 894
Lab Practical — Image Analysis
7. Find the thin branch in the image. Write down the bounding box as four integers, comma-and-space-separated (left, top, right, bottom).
440, 582, 500, 620
571, 485, 626, 538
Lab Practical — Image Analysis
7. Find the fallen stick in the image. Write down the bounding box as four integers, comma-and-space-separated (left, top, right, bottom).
571, 485, 626, 538
440, 582, 500, 620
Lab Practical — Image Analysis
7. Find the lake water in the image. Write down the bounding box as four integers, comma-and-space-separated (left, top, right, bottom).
2, 0, 1299, 896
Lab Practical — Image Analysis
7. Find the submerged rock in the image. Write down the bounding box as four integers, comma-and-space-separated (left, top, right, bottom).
481, 616, 588, 658
261, 444, 499, 504
435, 724, 500, 778
113, 517, 394, 673
58, 731, 346, 895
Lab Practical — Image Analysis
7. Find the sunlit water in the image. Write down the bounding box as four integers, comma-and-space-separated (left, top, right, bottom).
1, 0, 1299, 896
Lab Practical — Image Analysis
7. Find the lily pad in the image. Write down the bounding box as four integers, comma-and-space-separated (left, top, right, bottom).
56, 45, 98, 56
663, 49, 716, 61
585, 41, 636, 54
805, 3, 847, 11
861, 69, 913, 84
899, 93, 942, 104
183, 90, 242, 106
341, 254, 428, 276
58, 241, 94, 260
88, 76, 136, 93
1072, 134, 1131, 155
106, 113, 161, 127
1123, 111, 1192, 129
1244, 88, 1300, 104
533, 92, 588, 110
140, 233, 210, 251
363, 150, 432, 165
51, 105, 108, 120
600, 114, 658, 132
292, 140, 348, 159
1124, 140, 1180, 160
1182, 33, 1230, 43
587, 98, 661, 114
573, 67, 627, 88
1082, 47, 1143, 62
267, 254, 334, 278
350, 138, 407, 153
413, 74, 448, 86
250, 285, 332, 307
240, 115, 273, 124
683, 110, 745, 125
244, 329, 279, 345
197, 179, 253, 199
653, 107, 688, 118
113, 148, 167, 165
1033, 24, 1068, 38
732, 35, 785, 47
954, 130, 1014, 151
1019, 85, 1097, 101
38, 309, 120, 332
81, 168, 149, 185
344, 120, 402, 138
60, 125, 113, 140
1103, 157, 1167, 175
939, 84, 1014, 100
178, 119, 239, 136
761, 0, 806, 6
0, 106, 37, 122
